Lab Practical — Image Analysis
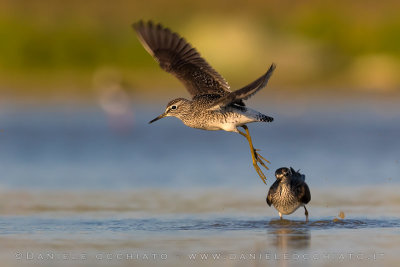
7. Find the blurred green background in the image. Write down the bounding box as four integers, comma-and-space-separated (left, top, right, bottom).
1, 0, 399, 101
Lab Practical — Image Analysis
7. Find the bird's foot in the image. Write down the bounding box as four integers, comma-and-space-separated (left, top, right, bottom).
251, 148, 270, 184
253, 162, 267, 184
254, 149, 271, 166
238, 125, 270, 184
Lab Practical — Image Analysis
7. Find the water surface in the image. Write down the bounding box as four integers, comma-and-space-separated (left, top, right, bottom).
0, 101, 399, 266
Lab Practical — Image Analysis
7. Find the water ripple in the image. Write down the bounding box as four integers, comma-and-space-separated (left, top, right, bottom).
1, 216, 399, 237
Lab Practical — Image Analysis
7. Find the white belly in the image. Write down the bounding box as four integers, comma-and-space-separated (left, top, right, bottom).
208, 115, 256, 132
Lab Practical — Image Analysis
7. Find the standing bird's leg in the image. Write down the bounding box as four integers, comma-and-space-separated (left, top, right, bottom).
237, 125, 270, 184
279, 212, 283, 220
304, 206, 309, 222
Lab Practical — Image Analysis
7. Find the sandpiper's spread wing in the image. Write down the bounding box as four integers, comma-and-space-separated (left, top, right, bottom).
207, 63, 276, 109
133, 21, 231, 97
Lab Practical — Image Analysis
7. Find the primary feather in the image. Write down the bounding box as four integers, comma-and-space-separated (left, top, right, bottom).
133, 20, 231, 97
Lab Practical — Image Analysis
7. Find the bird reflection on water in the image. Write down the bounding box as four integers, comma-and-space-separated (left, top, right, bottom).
267, 219, 311, 267
268, 219, 311, 251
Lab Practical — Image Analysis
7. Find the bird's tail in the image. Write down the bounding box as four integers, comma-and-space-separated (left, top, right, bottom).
257, 114, 274, 122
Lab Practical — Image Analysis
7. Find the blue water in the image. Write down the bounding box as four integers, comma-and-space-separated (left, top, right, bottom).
0, 101, 400, 266
1, 216, 400, 238
0, 102, 399, 189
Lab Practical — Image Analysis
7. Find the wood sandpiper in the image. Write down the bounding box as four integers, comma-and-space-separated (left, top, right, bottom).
133, 21, 276, 184
267, 167, 311, 221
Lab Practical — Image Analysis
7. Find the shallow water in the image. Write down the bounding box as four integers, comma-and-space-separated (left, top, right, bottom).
0, 101, 399, 266
0, 186, 399, 266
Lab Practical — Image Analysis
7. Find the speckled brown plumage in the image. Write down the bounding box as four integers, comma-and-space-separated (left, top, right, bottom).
267, 167, 311, 220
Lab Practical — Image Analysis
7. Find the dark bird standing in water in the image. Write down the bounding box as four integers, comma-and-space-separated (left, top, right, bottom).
267, 167, 311, 221
133, 21, 276, 184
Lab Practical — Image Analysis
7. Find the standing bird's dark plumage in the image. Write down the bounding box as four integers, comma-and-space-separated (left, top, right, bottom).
133, 20, 276, 184
267, 167, 311, 221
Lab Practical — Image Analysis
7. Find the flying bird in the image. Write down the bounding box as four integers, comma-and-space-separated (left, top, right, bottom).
267, 167, 311, 221
133, 20, 276, 184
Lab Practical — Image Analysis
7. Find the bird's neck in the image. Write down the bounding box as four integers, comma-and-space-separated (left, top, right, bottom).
280, 177, 291, 184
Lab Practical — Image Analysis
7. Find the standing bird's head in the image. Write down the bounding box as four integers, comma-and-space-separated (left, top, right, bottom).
149, 98, 190, 123
275, 167, 292, 180
275, 167, 305, 181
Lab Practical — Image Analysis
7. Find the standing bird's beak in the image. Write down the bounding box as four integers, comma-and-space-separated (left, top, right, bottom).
149, 113, 167, 124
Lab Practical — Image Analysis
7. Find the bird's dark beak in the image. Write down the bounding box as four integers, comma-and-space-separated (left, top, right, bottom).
149, 113, 166, 124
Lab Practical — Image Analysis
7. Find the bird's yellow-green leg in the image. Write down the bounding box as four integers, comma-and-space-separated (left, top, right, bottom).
304, 206, 309, 222
241, 125, 271, 168
238, 125, 270, 184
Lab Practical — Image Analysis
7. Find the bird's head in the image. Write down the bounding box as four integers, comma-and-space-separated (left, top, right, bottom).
149, 98, 189, 123
275, 167, 292, 180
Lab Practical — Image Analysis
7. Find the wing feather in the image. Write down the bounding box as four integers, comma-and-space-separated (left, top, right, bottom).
133, 21, 231, 97
301, 183, 311, 204
295, 182, 311, 205
207, 63, 276, 109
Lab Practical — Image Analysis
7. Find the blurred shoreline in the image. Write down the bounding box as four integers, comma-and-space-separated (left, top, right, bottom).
1, 185, 399, 217
2, 89, 400, 108
1, 0, 400, 99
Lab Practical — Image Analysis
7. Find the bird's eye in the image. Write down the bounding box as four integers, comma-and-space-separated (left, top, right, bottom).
171, 105, 177, 110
